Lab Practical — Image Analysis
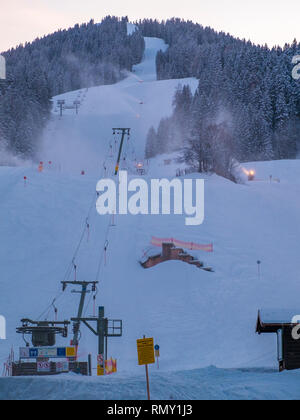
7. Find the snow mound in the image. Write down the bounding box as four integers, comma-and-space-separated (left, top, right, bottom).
1, 367, 300, 400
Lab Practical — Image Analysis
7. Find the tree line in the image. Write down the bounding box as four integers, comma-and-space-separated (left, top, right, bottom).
0, 16, 145, 158
142, 18, 300, 178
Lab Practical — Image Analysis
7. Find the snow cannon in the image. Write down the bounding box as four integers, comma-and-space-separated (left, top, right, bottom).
136, 162, 145, 176
248, 170, 255, 181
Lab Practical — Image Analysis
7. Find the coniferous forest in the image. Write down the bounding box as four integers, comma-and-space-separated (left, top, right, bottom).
1, 16, 300, 172
142, 19, 300, 177
0, 17, 145, 158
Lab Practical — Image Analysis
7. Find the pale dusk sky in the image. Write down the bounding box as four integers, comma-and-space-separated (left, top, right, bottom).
0, 0, 299, 52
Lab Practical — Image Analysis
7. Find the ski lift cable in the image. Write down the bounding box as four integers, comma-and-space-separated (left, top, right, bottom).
83, 289, 94, 317
37, 293, 64, 321
86, 130, 131, 312
95, 222, 111, 284
36, 142, 112, 320
36, 133, 121, 322
83, 284, 98, 318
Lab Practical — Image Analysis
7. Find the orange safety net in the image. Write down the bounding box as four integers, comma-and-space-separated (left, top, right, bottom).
105, 358, 117, 375
151, 236, 213, 252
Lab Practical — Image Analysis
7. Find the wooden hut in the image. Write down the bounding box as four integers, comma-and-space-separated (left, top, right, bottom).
256, 309, 300, 372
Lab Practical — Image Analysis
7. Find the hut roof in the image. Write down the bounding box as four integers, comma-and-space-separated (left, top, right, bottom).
256, 309, 300, 334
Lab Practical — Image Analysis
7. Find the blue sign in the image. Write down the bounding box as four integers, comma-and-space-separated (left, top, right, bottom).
57, 348, 66, 357
20, 347, 72, 359
154, 345, 160, 351
29, 348, 38, 358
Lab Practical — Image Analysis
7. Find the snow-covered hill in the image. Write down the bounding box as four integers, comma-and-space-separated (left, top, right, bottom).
41, 36, 198, 172
1, 29, 300, 400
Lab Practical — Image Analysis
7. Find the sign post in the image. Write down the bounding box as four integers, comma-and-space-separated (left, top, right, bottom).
97, 354, 105, 376
155, 344, 160, 369
145, 363, 150, 401
137, 336, 155, 400
257, 260, 262, 280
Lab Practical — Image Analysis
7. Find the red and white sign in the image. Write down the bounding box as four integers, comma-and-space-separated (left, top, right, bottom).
19, 347, 30, 358
56, 361, 69, 373
97, 354, 104, 367
37, 362, 50, 373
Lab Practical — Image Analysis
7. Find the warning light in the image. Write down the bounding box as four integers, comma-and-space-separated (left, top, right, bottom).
248, 170, 256, 181
136, 162, 145, 175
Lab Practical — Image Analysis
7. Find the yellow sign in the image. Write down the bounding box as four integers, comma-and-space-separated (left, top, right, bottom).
97, 365, 105, 376
66, 347, 76, 358
137, 337, 155, 366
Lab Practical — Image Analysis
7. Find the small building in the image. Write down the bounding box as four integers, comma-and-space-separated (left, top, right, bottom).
256, 309, 300, 372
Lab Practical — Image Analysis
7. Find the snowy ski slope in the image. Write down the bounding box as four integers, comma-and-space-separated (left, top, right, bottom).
1, 25, 300, 399
41, 35, 198, 172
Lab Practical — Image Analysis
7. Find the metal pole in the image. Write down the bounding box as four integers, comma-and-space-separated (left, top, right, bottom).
73, 284, 87, 348
257, 261, 261, 280
143, 335, 151, 400
114, 129, 129, 175
98, 307, 105, 374
88, 354, 92, 376
105, 319, 108, 366
98, 307, 105, 357
145, 365, 150, 400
